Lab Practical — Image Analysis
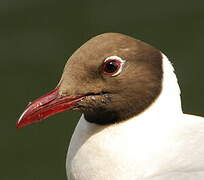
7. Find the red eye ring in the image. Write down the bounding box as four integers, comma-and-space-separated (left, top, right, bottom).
102, 56, 125, 76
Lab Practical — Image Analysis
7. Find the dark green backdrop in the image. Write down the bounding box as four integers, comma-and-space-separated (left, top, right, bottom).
1, 0, 204, 179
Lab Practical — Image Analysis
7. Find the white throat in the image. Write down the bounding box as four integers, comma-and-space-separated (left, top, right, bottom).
66, 53, 184, 180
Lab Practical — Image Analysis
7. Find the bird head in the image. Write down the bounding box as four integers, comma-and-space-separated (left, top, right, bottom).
17, 33, 162, 128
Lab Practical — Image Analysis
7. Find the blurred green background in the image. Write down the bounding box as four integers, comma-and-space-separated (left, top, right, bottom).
1, 0, 204, 179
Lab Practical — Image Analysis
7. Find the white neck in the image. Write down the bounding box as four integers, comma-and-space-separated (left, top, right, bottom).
134, 53, 183, 122
66, 54, 184, 180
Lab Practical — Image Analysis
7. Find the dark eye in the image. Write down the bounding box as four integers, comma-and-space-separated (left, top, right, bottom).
103, 60, 120, 73
102, 56, 125, 76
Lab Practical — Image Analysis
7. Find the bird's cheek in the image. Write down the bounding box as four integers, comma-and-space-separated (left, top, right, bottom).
77, 95, 112, 111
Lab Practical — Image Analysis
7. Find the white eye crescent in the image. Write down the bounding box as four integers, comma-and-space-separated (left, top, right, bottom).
102, 56, 125, 76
